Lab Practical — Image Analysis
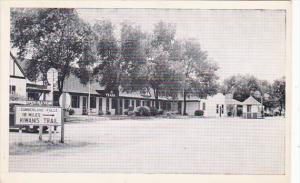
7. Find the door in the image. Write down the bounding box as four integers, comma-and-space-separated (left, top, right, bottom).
119, 99, 123, 115
178, 101, 182, 114
82, 96, 88, 115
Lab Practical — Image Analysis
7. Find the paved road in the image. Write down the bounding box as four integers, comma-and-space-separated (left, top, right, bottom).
9, 117, 286, 174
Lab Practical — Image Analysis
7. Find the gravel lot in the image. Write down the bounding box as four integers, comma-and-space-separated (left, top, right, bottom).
9, 117, 286, 174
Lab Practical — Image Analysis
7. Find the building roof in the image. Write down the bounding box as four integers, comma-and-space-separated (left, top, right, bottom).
10, 52, 26, 77
242, 96, 262, 105
225, 98, 243, 105
62, 74, 104, 95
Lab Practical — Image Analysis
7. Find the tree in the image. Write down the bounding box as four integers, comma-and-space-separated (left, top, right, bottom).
119, 22, 147, 91
93, 20, 147, 114
272, 77, 285, 115
174, 39, 219, 115
10, 8, 95, 95
221, 74, 261, 102
141, 21, 178, 109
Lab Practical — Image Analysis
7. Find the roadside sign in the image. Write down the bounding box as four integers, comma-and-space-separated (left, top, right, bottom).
15, 106, 62, 126
59, 93, 71, 109
25, 100, 53, 106
47, 68, 58, 85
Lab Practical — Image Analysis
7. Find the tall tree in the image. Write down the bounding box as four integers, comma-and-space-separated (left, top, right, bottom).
174, 39, 219, 115
272, 77, 286, 115
93, 20, 147, 114
221, 74, 261, 102
142, 21, 178, 108
10, 8, 95, 94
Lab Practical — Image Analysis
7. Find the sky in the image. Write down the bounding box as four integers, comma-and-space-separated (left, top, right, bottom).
77, 9, 286, 82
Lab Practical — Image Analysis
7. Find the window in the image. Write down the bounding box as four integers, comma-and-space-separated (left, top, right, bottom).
53, 93, 60, 106
90, 96, 96, 108
124, 99, 130, 109
142, 100, 146, 106
9, 85, 16, 94
202, 103, 206, 111
247, 105, 251, 113
99, 98, 102, 111
216, 104, 219, 113
146, 100, 151, 107
71, 95, 80, 108
112, 98, 117, 109
136, 99, 141, 107
131, 100, 134, 107
162, 101, 167, 110
167, 102, 171, 110
221, 105, 224, 114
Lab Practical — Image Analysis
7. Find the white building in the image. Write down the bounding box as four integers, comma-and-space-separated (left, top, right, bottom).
9, 53, 26, 98
242, 96, 263, 118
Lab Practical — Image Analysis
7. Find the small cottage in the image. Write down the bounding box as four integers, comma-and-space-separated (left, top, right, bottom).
242, 96, 263, 119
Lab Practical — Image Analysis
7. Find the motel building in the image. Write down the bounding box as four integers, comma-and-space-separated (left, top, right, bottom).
9, 55, 264, 119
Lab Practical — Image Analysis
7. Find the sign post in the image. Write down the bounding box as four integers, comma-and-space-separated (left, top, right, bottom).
46, 68, 58, 142
15, 105, 62, 143
60, 92, 66, 143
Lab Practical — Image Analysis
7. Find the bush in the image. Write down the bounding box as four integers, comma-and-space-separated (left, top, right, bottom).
128, 111, 135, 116
227, 111, 232, 117
106, 110, 111, 115
98, 110, 104, 116
134, 106, 151, 116
69, 109, 75, 115
194, 110, 204, 116
157, 109, 164, 115
128, 106, 134, 111
149, 107, 158, 116
124, 110, 129, 115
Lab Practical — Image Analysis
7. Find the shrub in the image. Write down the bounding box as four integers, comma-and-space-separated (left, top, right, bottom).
194, 110, 204, 116
135, 106, 151, 116
157, 109, 164, 115
106, 110, 111, 115
124, 110, 129, 115
69, 109, 75, 115
149, 107, 158, 116
98, 110, 104, 116
128, 111, 135, 116
128, 106, 134, 111
227, 111, 232, 116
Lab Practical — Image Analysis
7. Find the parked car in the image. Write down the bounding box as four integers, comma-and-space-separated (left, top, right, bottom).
9, 101, 48, 133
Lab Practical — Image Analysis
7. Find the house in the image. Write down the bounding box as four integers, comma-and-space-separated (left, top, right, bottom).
200, 93, 226, 118
9, 53, 50, 101
199, 93, 262, 118
41, 72, 209, 116
9, 53, 27, 98
242, 96, 263, 119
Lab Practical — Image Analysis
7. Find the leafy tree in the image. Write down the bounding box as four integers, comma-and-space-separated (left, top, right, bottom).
174, 39, 219, 115
119, 22, 147, 91
10, 8, 95, 94
93, 20, 147, 114
272, 77, 285, 115
221, 74, 261, 102
141, 21, 179, 108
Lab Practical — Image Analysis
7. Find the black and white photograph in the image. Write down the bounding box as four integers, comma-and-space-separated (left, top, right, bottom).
3, 1, 291, 178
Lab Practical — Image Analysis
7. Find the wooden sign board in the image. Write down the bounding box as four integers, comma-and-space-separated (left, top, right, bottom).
15, 106, 62, 126
25, 100, 53, 106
